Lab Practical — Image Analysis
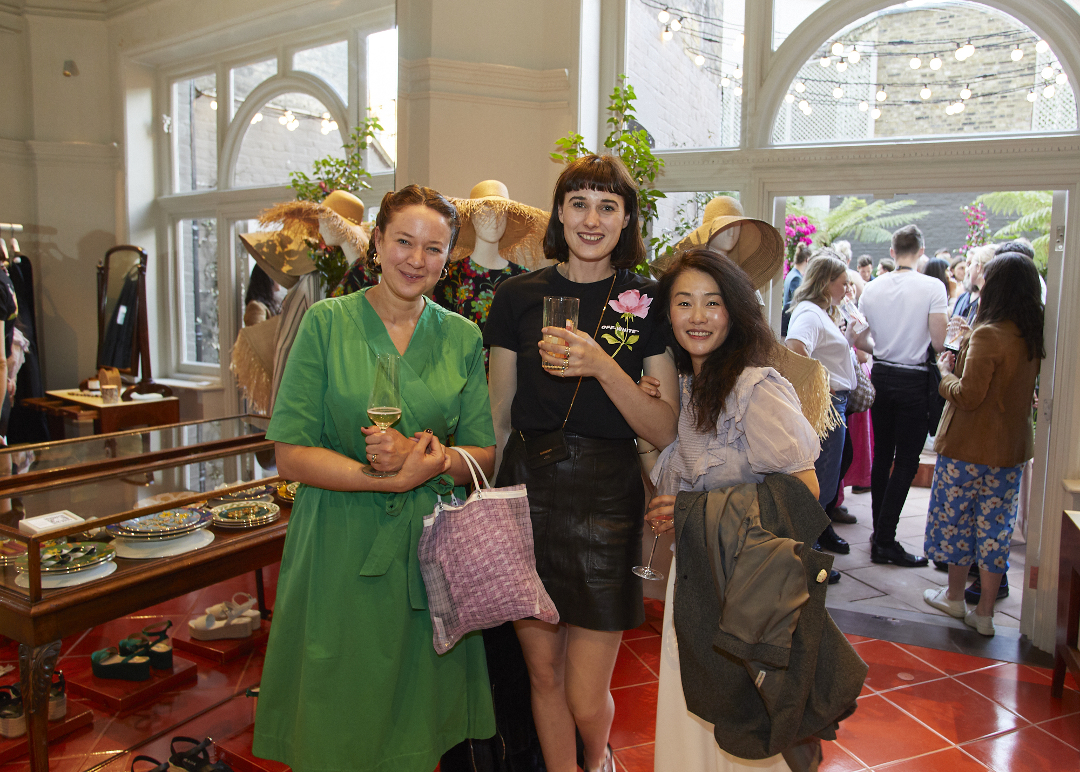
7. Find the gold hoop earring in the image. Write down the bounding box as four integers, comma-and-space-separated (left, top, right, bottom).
440, 265, 449, 280
372, 252, 381, 267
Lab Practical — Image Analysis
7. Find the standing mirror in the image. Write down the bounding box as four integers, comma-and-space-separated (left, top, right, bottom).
96, 245, 171, 399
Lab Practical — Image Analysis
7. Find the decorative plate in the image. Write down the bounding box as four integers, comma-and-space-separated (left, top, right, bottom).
276, 482, 300, 502
209, 485, 276, 505
105, 507, 212, 539
211, 501, 281, 529
16, 542, 115, 574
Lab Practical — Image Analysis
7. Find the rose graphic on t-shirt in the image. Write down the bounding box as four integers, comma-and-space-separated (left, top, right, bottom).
603, 290, 652, 358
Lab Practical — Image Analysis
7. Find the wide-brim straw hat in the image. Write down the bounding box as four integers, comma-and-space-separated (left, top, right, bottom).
259, 190, 370, 265
450, 180, 550, 269
769, 342, 842, 440
229, 315, 279, 416
655, 197, 784, 290
238, 231, 315, 289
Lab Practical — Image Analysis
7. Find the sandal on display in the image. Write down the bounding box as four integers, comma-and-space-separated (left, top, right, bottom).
205, 593, 262, 630
131, 755, 169, 772
90, 646, 152, 681
120, 620, 174, 670
49, 670, 66, 721
0, 684, 24, 738
169, 736, 235, 772
188, 606, 253, 641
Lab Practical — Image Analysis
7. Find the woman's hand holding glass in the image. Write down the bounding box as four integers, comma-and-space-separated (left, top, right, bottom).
361, 425, 416, 474
538, 325, 613, 379
367, 430, 451, 492
645, 494, 676, 535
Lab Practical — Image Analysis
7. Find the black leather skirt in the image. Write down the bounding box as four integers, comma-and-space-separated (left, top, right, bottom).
497, 430, 645, 631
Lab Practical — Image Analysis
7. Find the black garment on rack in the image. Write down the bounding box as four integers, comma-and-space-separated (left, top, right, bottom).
100, 268, 140, 370
7, 254, 49, 445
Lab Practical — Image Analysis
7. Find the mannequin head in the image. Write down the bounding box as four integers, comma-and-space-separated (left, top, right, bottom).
708, 223, 742, 255
472, 202, 508, 245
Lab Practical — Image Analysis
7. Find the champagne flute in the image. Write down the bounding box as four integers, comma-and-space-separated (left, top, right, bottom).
362, 353, 401, 478
633, 519, 665, 581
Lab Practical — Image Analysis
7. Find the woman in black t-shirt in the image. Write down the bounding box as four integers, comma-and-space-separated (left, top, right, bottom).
485, 155, 678, 772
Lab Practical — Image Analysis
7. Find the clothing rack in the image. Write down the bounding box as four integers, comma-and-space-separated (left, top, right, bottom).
0, 222, 24, 264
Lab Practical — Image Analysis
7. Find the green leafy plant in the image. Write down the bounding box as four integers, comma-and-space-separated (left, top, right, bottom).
652, 191, 738, 257
550, 77, 665, 274
288, 118, 382, 290
786, 196, 929, 247
975, 191, 1052, 272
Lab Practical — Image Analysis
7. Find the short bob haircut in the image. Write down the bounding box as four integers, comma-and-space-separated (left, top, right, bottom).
365, 184, 460, 273
657, 248, 775, 433
543, 154, 646, 270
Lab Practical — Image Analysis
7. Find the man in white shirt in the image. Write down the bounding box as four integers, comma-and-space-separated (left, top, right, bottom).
859, 225, 948, 567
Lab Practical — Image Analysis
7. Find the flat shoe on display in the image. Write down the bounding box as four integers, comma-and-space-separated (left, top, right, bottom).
170, 736, 236, 772
205, 592, 262, 630
870, 541, 929, 568
120, 620, 174, 670
827, 505, 857, 524
923, 587, 966, 618
49, 670, 66, 721
965, 574, 1009, 604
0, 684, 24, 738
818, 524, 850, 554
964, 609, 995, 637
91, 647, 152, 681
189, 610, 253, 641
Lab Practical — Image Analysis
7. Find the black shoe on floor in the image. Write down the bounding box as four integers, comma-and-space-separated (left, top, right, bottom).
818, 524, 850, 554
964, 574, 1009, 604
828, 505, 857, 525
828, 569, 841, 585
933, 560, 949, 572
870, 541, 929, 568
851, 486, 871, 494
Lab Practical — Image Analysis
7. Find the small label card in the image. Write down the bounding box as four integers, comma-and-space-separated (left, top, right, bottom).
19, 510, 85, 535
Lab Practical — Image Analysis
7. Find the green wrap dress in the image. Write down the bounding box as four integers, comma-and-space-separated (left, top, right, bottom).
253, 288, 496, 772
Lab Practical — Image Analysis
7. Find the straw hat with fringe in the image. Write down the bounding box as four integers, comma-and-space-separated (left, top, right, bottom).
259, 189, 371, 265
654, 196, 784, 290
230, 315, 279, 416
769, 343, 843, 440
450, 180, 549, 270
238, 231, 315, 289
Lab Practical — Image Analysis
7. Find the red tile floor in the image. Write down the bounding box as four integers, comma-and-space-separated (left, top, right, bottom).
2, 576, 1078, 772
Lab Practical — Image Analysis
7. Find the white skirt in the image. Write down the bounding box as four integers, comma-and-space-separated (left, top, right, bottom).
654, 554, 791, 772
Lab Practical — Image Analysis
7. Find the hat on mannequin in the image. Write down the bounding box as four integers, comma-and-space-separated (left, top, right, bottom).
238, 231, 315, 289
259, 190, 372, 266
450, 180, 550, 270
656, 196, 784, 290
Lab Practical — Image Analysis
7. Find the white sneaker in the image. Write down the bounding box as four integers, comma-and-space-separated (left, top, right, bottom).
923, 587, 966, 618
964, 609, 995, 636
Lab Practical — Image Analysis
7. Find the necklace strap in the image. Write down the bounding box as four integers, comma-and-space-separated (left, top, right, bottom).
562, 273, 618, 428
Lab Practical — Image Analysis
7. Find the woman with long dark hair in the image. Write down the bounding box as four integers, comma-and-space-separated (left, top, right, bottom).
243, 265, 283, 326
645, 248, 820, 771
923, 252, 1043, 636
485, 153, 679, 772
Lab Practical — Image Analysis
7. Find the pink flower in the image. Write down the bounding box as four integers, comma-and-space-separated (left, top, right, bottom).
610, 289, 652, 318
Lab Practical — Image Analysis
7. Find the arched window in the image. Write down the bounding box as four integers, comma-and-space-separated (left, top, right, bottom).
772, 1, 1077, 145
234, 92, 345, 188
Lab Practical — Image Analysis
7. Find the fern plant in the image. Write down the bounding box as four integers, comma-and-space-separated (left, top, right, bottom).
787, 197, 929, 247
975, 191, 1052, 271
550, 77, 665, 274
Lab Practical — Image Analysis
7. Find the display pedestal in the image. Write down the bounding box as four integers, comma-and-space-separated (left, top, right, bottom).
217, 725, 291, 772
0, 704, 93, 764
173, 623, 269, 663
65, 657, 198, 712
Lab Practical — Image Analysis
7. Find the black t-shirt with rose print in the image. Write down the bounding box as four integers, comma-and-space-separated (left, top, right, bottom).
484, 266, 666, 439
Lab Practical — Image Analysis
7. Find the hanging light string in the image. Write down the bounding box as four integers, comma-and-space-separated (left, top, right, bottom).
192, 87, 339, 132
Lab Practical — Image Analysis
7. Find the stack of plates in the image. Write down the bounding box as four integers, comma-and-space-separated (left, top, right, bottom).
211, 501, 281, 529
15, 541, 115, 575
276, 482, 300, 502
106, 507, 213, 541
205, 485, 275, 509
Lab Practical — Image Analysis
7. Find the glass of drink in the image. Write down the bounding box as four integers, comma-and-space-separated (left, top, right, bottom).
363, 353, 401, 478
633, 521, 665, 581
542, 296, 580, 372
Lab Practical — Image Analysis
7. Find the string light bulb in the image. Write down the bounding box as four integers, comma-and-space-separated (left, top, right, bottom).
910, 57, 922, 69
1036, 39, 1050, 54
954, 43, 965, 61
1043, 66, 1056, 80
831, 42, 845, 57
960, 86, 971, 100
929, 55, 942, 70
1027, 90, 1038, 102
795, 81, 806, 93
286, 117, 299, 131
872, 108, 881, 120
670, 17, 682, 32
1012, 46, 1024, 62
836, 61, 848, 72
657, 9, 670, 23
661, 25, 673, 42
721, 77, 730, 87
737, 33, 744, 47
921, 86, 932, 100
733, 67, 743, 79
694, 53, 705, 66
820, 56, 831, 67
848, 49, 861, 64
785, 93, 795, 103
859, 101, 869, 111
1044, 84, 1056, 98
278, 111, 292, 125
876, 87, 888, 102
1058, 72, 1068, 85
734, 86, 743, 96
210, 100, 218, 110
945, 104, 955, 115
799, 99, 810, 111
962, 42, 975, 58
955, 101, 965, 112
250, 112, 263, 124
833, 86, 844, 99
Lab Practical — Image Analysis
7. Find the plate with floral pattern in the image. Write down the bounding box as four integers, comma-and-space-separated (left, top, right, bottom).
211, 501, 281, 529
106, 507, 212, 539
16, 541, 115, 574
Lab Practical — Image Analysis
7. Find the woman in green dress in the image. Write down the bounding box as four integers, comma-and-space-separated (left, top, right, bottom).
252, 185, 498, 772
